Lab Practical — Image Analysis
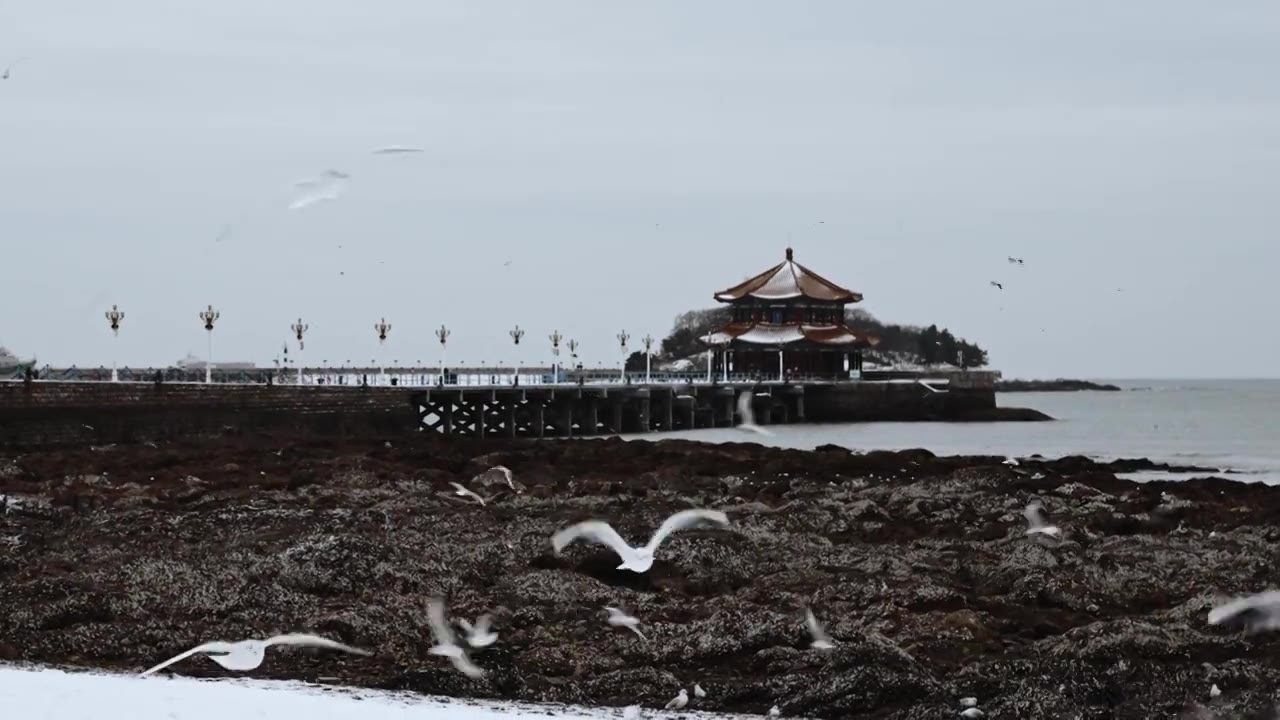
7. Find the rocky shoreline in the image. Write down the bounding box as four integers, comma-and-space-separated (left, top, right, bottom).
996, 379, 1123, 392
2, 434, 1278, 719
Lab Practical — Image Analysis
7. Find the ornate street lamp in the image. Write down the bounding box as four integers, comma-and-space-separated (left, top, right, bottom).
198, 305, 219, 384
290, 318, 308, 385
510, 325, 524, 345
435, 324, 450, 384
617, 330, 630, 382
549, 329, 563, 383
641, 333, 654, 385
105, 305, 124, 382
374, 318, 391, 382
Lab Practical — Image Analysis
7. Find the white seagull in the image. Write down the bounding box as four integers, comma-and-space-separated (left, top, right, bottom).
140, 633, 369, 676
960, 697, 978, 708
1023, 503, 1061, 538
665, 689, 688, 710
768, 705, 781, 718
473, 465, 521, 492
288, 169, 349, 210
694, 683, 707, 699
456, 614, 498, 648
805, 608, 835, 650
427, 597, 485, 678
1208, 591, 1280, 634
1002, 457, 1019, 466
960, 709, 984, 719
552, 509, 731, 572
605, 607, 646, 640
736, 391, 773, 436
2, 57, 28, 80
449, 482, 488, 506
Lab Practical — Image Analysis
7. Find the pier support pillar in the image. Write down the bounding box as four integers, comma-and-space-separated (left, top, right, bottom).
795, 395, 805, 421
639, 396, 651, 432
443, 401, 453, 435
611, 402, 624, 435
477, 401, 487, 438
663, 394, 673, 431
535, 403, 545, 438
586, 400, 599, 436
507, 402, 517, 438
560, 404, 573, 437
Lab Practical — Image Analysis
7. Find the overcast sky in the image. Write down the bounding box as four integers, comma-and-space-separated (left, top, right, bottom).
2, 0, 1277, 378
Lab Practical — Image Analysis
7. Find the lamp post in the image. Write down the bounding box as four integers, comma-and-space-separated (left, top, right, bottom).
509, 326, 524, 386
641, 333, 654, 385
435, 324, 450, 385
549, 329, 563, 383
702, 332, 713, 383
198, 305, 219, 384
291, 318, 308, 385
374, 318, 391, 383
104, 304, 124, 382
616, 330, 630, 382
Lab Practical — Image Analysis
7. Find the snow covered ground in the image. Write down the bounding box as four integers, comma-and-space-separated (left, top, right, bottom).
0, 665, 770, 720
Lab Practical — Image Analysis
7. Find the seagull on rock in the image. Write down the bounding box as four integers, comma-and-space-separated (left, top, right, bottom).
694, 683, 707, 699
605, 607, 646, 640
552, 509, 731, 572
1208, 591, 1280, 634
472, 465, 522, 493
1023, 503, 1061, 539
427, 597, 485, 678
736, 391, 773, 436
456, 614, 498, 648
140, 633, 369, 676
960, 697, 978, 708
1002, 457, 1019, 466
449, 482, 488, 506
665, 689, 688, 710
805, 608, 835, 650
768, 705, 782, 717
960, 709, 984, 718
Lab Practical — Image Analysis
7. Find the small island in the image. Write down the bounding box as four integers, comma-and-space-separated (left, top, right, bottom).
996, 378, 1122, 392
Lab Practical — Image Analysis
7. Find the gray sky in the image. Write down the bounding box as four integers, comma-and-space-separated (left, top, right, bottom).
2, 0, 1277, 378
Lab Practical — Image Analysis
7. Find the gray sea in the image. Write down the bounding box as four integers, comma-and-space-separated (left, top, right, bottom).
627, 379, 1280, 485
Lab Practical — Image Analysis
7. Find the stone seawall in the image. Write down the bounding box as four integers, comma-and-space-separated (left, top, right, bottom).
0, 382, 417, 449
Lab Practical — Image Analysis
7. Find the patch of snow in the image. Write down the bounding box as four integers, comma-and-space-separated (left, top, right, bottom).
0, 665, 769, 720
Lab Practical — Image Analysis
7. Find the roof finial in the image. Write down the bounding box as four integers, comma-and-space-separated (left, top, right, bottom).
785, 247, 793, 261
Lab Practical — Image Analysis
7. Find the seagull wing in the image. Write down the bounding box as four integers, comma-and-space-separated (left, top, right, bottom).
805, 608, 830, 642
450, 652, 485, 678
456, 618, 475, 634
428, 597, 458, 646
140, 641, 236, 677
646, 508, 729, 552
552, 520, 633, 556
263, 633, 371, 656
474, 614, 491, 634
1023, 504, 1050, 531
1209, 592, 1280, 627
736, 391, 755, 425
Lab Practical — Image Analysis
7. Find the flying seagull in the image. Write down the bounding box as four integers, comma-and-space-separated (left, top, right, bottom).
989, 281, 1003, 290
427, 597, 485, 678
1007, 257, 1024, 265
140, 633, 369, 676
449, 482, 488, 506
456, 614, 498, 648
665, 689, 688, 711
736, 391, 773, 436
288, 169, 349, 210
2, 57, 28, 80
371, 146, 425, 155
551, 508, 731, 572
1023, 503, 1061, 538
1208, 591, 1280, 634
805, 608, 835, 650
472, 465, 522, 493
605, 606, 646, 641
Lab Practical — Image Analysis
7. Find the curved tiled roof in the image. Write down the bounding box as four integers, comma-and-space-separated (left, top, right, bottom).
704, 322, 876, 347
714, 248, 862, 303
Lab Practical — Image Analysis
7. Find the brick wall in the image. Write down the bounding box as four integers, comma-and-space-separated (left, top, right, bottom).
0, 381, 418, 448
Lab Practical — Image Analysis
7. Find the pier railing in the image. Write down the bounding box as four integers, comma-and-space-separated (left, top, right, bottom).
3, 365, 998, 389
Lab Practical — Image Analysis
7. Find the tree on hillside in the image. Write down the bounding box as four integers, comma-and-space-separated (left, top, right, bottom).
657, 307, 731, 360
624, 351, 654, 372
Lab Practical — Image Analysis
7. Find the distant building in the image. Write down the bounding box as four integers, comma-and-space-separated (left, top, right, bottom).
173, 353, 256, 370
703, 247, 875, 379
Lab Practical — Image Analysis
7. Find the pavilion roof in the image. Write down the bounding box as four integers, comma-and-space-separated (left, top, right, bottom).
703, 322, 877, 347
714, 248, 862, 304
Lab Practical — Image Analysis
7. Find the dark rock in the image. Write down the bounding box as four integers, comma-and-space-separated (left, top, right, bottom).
996, 379, 1123, 392
1, 433, 1278, 718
